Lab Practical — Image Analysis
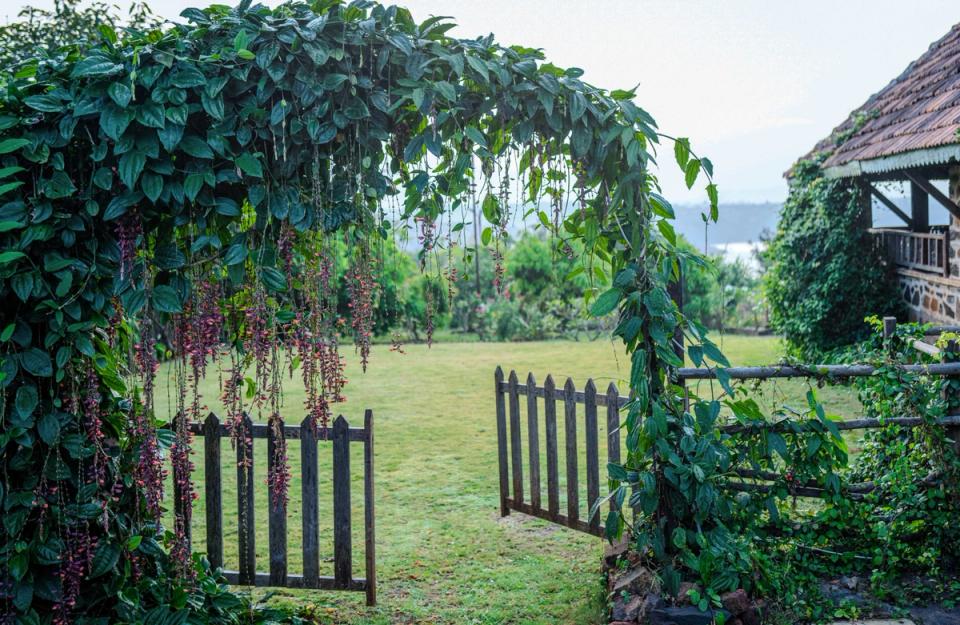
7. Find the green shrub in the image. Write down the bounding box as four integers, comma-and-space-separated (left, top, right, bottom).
764, 160, 903, 358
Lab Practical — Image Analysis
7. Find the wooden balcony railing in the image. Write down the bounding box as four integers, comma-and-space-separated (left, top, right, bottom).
870, 227, 950, 277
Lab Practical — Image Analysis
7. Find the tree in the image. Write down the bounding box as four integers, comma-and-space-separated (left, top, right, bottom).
0, 0, 159, 68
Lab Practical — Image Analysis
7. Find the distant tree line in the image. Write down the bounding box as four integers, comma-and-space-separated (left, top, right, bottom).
0, 0, 159, 69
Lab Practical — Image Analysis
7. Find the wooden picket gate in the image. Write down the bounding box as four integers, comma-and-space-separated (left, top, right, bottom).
174, 411, 376, 605
494, 366, 627, 537
496, 322, 960, 538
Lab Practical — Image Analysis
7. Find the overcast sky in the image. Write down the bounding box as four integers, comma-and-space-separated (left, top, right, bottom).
3, 0, 959, 205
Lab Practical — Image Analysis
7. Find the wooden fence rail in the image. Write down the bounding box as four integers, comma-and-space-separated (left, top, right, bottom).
496, 331, 960, 537
870, 227, 950, 277
173, 411, 376, 605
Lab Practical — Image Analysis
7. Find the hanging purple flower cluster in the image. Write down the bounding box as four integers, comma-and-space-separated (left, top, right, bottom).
131, 397, 165, 522
244, 287, 274, 407
53, 523, 97, 625
346, 246, 376, 371
83, 366, 108, 488
267, 412, 290, 509
115, 211, 142, 283
55, 523, 96, 625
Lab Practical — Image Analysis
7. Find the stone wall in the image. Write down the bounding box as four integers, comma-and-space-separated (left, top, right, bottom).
899, 270, 960, 322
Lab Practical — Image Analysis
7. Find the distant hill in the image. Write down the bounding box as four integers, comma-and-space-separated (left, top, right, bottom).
674, 202, 781, 249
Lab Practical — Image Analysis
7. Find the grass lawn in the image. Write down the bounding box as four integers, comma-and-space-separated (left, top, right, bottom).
154, 335, 861, 625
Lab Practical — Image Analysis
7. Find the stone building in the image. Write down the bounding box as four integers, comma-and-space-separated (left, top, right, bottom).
801, 23, 960, 323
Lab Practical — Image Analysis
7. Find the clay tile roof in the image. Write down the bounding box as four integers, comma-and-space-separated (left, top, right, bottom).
803, 22, 960, 174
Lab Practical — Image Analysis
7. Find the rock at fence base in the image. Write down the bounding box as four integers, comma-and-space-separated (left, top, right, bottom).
612, 592, 664, 623
839, 575, 861, 591
720, 589, 750, 615
612, 566, 655, 595
649, 606, 731, 625
740, 606, 760, 625
611, 595, 644, 622
604, 537, 630, 570
677, 582, 701, 605
909, 605, 960, 625
820, 581, 869, 607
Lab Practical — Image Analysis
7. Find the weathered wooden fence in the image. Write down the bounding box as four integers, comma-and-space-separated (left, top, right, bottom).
496, 316, 960, 535
494, 367, 627, 537
173, 411, 376, 605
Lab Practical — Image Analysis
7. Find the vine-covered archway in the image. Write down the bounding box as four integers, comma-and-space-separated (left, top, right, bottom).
0, 1, 725, 621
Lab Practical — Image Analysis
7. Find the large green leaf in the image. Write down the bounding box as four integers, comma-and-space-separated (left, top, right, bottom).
141, 172, 163, 202
590, 289, 621, 317
136, 101, 166, 129
0, 252, 26, 267
20, 348, 53, 377
93, 167, 113, 190
23, 94, 63, 113
100, 103, 132, 140
261, 266, 287, 292
107, 82, 132, 107
0, 138, 29, 154
152, 284, 182, 313
118, 151, 146, 189
14, 384, 37, 417
180, 135, 213, 159
37, 412, 60, 445
235, 152, 263, 177
88, 542, 120, 578
43, 172, 75, 198
70, 56, 122, 78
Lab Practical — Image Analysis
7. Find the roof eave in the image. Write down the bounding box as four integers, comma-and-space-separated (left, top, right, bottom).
822, 144, 960, 179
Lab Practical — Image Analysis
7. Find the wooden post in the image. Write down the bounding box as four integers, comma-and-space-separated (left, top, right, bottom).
363, 409, 376, 607
943, 340, 960, 458
332, 415, 352, 589
508, 370, 524, 506
563, 378, 579, 528
544, 374, 560, 521
267, 419, 288, 586
944, 228, 951, 278
203, 413, 223, 570
526, 373, 541, 511
584, 379, 600, 535
237, 414, 255, 585
606, 383, 620, 513
300, 416, 319, 587
912, 181, 930, 233
494, 367, 510, 516
668, 267, 687, 409
883, 316, 897, 341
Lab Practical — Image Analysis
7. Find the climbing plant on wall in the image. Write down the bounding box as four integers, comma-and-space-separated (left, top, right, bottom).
0, 0, 752, 621
765, 155, 903, 359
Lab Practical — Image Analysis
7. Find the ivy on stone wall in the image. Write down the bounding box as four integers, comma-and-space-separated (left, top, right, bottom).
765, 159, 903, 358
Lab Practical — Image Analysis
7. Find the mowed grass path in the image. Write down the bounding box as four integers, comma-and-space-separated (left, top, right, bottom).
153, 336, 861, 624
